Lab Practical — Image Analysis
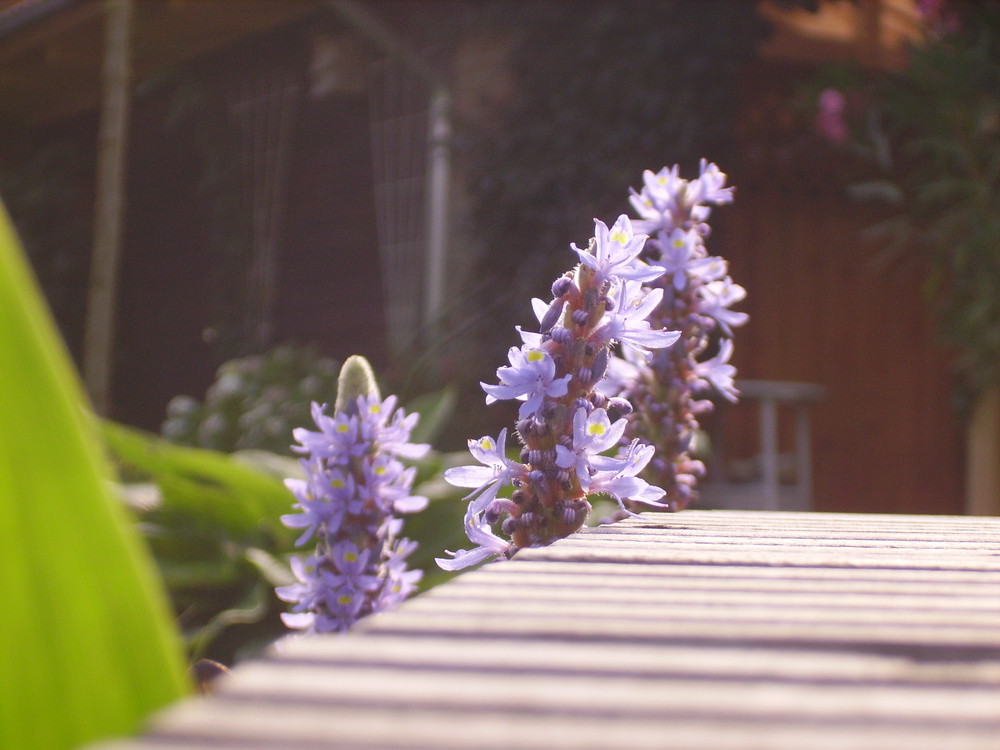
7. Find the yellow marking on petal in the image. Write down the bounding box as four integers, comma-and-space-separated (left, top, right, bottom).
610, 230, 628, 244
374, 465, 387, 476
344, 551, 358, 563
672, 237, 685, 248
526, 349, 545, 363
336, 423, 350, 433
587, 423, 607, 437
369, 403, 381, 414
479, 437, 495, 451
337, 594, 353, 606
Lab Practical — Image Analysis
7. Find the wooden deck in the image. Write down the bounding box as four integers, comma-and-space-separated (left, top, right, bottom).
105, 510, 1000, 749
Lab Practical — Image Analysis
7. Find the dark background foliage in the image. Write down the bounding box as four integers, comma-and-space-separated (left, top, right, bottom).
804, 0, 1000, 408
451, 1, 773, 369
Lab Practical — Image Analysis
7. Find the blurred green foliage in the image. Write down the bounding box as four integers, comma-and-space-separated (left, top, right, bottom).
161, 344, 341, 454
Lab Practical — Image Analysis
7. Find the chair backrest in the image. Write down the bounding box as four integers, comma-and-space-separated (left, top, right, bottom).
702, 379, 826, 511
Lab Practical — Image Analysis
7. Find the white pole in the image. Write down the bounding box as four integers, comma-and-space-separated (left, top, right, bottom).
423, 86, 450, 341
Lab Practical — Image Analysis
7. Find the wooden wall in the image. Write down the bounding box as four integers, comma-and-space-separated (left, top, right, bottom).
693, 58, 967, 516
711, 148, 965, 515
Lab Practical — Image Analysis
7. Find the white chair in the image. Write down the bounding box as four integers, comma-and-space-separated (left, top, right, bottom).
699, 379, 826, 511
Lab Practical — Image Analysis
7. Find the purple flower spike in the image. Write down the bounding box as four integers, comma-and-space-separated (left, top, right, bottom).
278, 355, 428, 633
440, 204, 680, 568
606, 163, 747, 511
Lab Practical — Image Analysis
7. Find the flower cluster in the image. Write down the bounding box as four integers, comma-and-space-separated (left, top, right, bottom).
277, 356, 429, 633
437, 215, 681, 570
601, 161, 747, 511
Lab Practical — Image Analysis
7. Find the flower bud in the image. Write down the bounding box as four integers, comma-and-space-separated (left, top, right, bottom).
607, 397, 633, 420
539, 298, 566, 334
551, 275, 573, 298
591, 347, 609, 381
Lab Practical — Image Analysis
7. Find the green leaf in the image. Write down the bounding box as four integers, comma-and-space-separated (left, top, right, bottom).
107, 431, 302, 660
244, 547, 295, 587
0, 204, 189, 750
187, 583, 271, 661
103, 421, 294, 545
405, 384, 458, 445
845, 179, 904, 206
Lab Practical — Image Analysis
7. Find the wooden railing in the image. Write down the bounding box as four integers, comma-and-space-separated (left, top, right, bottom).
103, 510, 1000, 750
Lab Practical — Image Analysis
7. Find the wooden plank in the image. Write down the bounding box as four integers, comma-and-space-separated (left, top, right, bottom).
361, 610, 1000, 659
469, 564, 1000, 595
271, 635, 1000, 687
107, 703, 1000, 750
192, 661, 1000, 726
433, 578, 1000, 613
514, 543, 1000, 571
99, 511, 1000, 749
604, 511, 1000, 535
544, 532, 1000, 553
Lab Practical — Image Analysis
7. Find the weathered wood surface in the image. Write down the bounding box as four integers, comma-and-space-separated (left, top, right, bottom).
106, 510, 1000, 749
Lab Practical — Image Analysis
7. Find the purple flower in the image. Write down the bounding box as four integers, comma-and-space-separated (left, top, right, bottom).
325, 541, 381, 592
594, 280, 680, 355
292, 402, 362, 459
628, 166, 684, 235
276, 556, 324, 608
481, 346, 572, 418
589, 439, 668, 512
280, 464, 351, 545
693, 338, 739, 402
689, 159, 735, 206
440, 206, 682, 567
653, 229, 727, 291
628, 162, 733, 236
356, 393, 431, 460
435, 510, 512, 571
444, 428, 524, 514
554, 408, 628, 490
321, 585, 366, 630
816, 87, 849, 145
698, 278, 749, 336
380, 538, 422, 609
361, 453, 428, 515
572, 215, 662, 284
